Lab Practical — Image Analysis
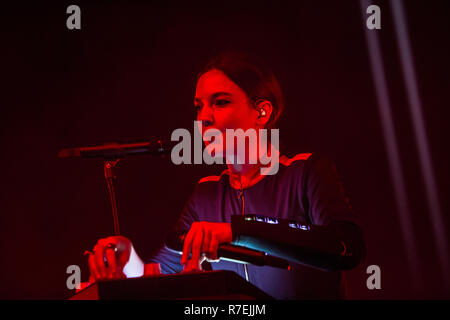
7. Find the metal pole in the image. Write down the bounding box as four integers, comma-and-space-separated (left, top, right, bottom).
104, 159, 121, 236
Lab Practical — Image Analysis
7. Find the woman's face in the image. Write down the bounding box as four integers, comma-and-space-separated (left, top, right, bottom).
194, 69, 260, 140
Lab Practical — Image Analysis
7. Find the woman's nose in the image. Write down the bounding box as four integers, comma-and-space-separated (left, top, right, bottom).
201, 119, 213, 127
197, 106, 214, 128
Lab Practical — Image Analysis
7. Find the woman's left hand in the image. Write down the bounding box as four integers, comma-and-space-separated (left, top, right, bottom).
181, 222, 232, 272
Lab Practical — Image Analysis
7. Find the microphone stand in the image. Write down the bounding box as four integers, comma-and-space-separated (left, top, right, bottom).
58, 138, 176, 237
104, 159, 121, 235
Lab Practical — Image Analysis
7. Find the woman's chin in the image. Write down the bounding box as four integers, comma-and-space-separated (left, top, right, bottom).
204, 143, 224, 160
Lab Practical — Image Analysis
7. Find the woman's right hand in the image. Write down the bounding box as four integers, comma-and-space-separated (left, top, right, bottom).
87, 236, 132, 281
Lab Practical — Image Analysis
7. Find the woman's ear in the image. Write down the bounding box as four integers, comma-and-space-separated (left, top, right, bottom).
254, 99, 273, 127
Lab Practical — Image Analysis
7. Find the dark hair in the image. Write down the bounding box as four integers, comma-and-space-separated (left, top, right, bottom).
196, 51, 284, 129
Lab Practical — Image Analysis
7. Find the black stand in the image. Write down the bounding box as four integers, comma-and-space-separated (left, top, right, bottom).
104, 159, 120, 235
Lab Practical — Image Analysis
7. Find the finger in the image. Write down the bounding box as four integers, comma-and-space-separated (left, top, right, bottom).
184, 258, 201, 272
207, 238, 219, 261
181, 225, 197, 265
183, 227, 203, 272
182, 259, 193, 272
189, 229, 204, 271
183, 262, 192, 273
94, 242, 107, 279
88, 273, 95, 284
202, 228, 212, 256
88, 253, 101, 280
104, 247, 118, 278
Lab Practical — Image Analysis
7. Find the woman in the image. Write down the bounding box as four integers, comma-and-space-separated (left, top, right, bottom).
87, 51, 365, 299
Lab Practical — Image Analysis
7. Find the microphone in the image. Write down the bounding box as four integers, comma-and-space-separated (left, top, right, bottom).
57, 139, 176, 160
166, 231, 290, 269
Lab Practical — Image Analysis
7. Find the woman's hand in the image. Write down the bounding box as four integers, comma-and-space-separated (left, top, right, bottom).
87, 236, 132, 281
181, 222, 232, 272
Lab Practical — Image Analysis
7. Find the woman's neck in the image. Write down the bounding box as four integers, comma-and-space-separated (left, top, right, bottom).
226, 162, 259, 176
223, 134, 279, 188
224, 138, 269, 186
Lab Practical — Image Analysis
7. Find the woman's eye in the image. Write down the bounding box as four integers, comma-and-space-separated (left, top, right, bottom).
215, 99, 230, 106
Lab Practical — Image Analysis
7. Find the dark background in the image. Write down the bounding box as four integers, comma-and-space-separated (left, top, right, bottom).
1, 1, 449, 299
